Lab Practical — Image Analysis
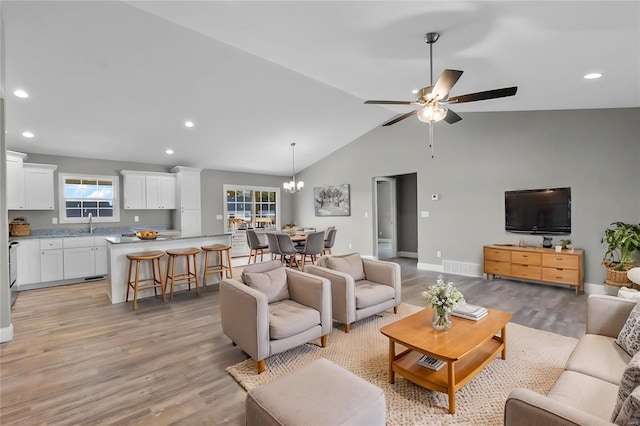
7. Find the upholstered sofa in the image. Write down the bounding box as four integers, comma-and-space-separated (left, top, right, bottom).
505, 294, 639, 425
305, 253, 401, 333
220, 260, 332, 373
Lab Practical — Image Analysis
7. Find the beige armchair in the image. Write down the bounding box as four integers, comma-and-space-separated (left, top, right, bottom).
220, 260, 332, 373
305, 253, 401, 333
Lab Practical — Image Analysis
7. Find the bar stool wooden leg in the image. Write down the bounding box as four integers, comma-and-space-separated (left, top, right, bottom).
133, 260, 141, 310
226, 248, 233, 279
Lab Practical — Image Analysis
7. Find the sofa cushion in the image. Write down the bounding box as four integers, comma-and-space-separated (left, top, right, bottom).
616, 301, 640, 356
547, 370, 619, 420
565, 334, 631, 385
612, 351, 640, 421
326, 253, 366, 281
354, 280, 395, 309
615, 386, 640, 426
244, 267, 289, 303
268, 299, 320, 340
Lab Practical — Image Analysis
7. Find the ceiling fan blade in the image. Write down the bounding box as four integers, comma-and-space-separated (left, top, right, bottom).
432, 69, 463, 100
364, 100, 419, 105
444, 109, 462, 124
382, 109, 419, 126
448, 86, 518, 104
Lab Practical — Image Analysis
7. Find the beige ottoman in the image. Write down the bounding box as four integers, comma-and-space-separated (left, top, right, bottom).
246, 358, 386, 426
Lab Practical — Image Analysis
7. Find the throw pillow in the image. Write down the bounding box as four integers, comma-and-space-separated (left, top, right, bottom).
612, 351, 640, 421
244, 267, 289, 303
326, 253, 365, 281
616, 301, 640, 356
615, 386, 640, 426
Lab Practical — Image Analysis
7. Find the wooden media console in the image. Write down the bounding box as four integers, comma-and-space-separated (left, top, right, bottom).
483, 244, 584, 295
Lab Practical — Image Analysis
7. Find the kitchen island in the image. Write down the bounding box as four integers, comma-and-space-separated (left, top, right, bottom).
106, 233, 230, 304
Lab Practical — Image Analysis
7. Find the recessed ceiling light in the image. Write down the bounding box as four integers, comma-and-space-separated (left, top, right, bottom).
22, 131, 34, 138
184, 121, 194, 128
584, 73, 602, 80
165, 149, 174, 155
14, 89, 29, 98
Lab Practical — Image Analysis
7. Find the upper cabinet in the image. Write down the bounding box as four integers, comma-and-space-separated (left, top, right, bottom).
7, 151, 57, 210
121, 170, 176, 210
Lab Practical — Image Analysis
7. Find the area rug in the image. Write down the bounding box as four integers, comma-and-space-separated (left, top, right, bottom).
226, 303, 578, 425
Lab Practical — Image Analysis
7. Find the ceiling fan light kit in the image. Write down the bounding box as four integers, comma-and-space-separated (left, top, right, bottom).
283, 142, 304, 194
364, 31, 518, 156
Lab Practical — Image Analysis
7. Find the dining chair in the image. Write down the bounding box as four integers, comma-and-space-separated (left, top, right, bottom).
296, 231, 325, 269
276, 233, 300, 268
246, 229, 268, 264
265, 232, 283, 262
323, 228, 337, 255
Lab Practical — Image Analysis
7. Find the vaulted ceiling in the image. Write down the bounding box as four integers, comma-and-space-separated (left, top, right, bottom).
3, 1, 639, 175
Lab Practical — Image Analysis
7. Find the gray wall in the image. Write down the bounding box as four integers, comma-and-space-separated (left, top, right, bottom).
293, 108, 640, 287
10, 154, 293, 235
200, 168, 293, 235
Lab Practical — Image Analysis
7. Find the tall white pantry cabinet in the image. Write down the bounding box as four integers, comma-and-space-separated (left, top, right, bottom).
171, 166, 202, 237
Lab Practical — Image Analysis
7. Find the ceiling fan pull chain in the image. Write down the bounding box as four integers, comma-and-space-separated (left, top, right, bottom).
429, 122, 435, 158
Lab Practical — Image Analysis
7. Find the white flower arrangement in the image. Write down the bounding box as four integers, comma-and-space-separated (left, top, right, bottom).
421, 275, 465, 317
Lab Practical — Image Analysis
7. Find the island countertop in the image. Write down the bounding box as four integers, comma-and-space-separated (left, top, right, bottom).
105, 232, 228, 244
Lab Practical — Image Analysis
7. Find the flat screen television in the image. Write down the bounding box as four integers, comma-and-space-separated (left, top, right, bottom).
505, 187, 571, 235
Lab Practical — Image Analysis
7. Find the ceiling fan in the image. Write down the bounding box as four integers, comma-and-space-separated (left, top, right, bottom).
364, 32, 517, 155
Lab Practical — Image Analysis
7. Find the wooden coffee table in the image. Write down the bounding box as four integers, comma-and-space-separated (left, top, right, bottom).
380, 307, 512, 414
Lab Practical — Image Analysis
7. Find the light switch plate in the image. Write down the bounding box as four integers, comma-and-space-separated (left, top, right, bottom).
216, 214, 223, 220
421, 211, 429, 218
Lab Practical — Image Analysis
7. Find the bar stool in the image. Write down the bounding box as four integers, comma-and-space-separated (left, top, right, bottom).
125, 250, 165, 310
202, 244, 233, 284
165, 247, 201, 298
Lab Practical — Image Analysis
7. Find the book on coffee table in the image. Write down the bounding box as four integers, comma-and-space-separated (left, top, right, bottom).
452, 304, 488, 321
417, 354, 445, 371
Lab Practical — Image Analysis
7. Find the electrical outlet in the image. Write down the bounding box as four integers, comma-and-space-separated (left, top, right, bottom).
364, 211, 368, 218
134, 216, 139, 222
437, 250, 442, 258
216, 214, 223, 220
421, 211, 429, 218
52, 217, 58, 224
349, 243, 352, 249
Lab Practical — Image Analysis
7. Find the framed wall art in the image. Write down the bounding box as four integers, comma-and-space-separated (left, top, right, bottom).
314, 184, 350, 216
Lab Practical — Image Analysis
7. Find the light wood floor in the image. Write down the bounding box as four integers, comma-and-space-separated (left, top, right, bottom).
1, 257, 587, 425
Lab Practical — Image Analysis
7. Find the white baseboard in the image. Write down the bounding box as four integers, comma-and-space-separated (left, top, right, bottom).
0, 323, 14, 343
584, 282, 619, 295
417, 262, 444, 272
397, 251, 418, 259
377, 238, 392, 243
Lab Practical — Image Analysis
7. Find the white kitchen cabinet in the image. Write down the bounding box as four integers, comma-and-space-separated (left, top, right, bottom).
6, 151, 26, 210
16, 239, 40, 286
94, 246, 109, 276
146, 174, 176, 209
171, 166, 202, 236
23, 164, 57, 210
7, 152, 57, 211
121, 171, 176, 210
122, 171, 146, 209
40, 239, 64, 282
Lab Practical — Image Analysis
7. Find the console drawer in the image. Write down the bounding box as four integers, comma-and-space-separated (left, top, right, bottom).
484, 260, 511, 276
542, 267, 579, 285
542, 254, 579, 269
484, 248, 510, 262
510, 263, 542, 280
511, 251, 542, 266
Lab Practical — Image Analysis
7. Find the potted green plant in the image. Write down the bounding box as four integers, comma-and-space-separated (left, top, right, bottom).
560, 239, 572, 249
601, 222, 640, 286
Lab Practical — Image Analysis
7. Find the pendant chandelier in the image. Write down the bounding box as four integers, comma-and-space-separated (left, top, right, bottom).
283, 142, 304, 193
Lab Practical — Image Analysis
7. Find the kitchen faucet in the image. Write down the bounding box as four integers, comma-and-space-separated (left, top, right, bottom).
88, 212, 96, 234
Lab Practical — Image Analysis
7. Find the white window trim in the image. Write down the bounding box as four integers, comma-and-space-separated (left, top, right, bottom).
58, 173, 121, 224
223, 184, 281, 233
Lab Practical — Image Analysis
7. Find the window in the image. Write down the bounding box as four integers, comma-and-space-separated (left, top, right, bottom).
223, 185, 279, 232
59, 173, 120, 223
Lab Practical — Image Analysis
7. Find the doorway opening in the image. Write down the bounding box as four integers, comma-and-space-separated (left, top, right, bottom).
373, 173, 418, 260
